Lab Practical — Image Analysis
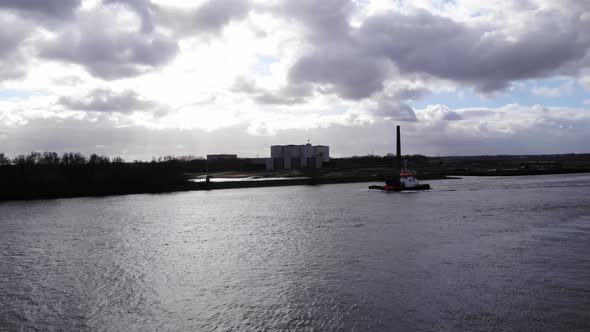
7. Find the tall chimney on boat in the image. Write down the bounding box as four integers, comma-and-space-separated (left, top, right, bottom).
396, 125, 402, 170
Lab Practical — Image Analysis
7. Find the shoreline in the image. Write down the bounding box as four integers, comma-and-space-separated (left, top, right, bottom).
443, 168, 590, 177
1, 170, 590, 202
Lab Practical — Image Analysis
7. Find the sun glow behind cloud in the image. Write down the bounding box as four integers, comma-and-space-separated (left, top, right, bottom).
0, 0, 589, 158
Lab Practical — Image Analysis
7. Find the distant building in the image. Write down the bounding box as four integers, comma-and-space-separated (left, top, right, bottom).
206, 154, 237, 161
244, 157, 274, 171
269, 144, 329, 170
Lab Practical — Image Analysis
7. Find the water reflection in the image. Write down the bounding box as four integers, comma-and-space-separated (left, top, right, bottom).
1, 174, 590, 330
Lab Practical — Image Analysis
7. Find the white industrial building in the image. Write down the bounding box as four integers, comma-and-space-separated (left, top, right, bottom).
269, 144, 329, 170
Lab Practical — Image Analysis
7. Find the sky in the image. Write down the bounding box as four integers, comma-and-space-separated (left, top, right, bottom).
0, 0, 589, 159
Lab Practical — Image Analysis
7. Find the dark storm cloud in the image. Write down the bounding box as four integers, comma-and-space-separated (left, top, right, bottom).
280, 0, 353, 41
283, 1, 590, 98
0, 1, 85, 82
360, 9, 588, 92
280, 0, 387, 99
0, 0, 81, 19
289, 43, 390, 99
0, 0, 177, 81
155, 0, 251, 36
39, 14, 178, 80
34, 0, 256, 79
58, 89, 159, 114
0, 21, 28, 57
386, 85, 429, 101
0, 15, 32, 81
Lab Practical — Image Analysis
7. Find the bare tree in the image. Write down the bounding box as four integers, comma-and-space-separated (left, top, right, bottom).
61, 152, 87, 165
88, 154, 110, 164
25, 152, 42, 165
0, 153, 10, 165
13, 154, 26, 165
39, 152, 61, 165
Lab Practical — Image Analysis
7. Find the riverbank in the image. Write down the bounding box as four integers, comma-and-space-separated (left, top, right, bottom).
3, 169, 590, 201
0, 176, 419, 201
178, 168, 590, 192
0, 171, 452, 201
3, 152, 590, 201
444, 168, 590, 177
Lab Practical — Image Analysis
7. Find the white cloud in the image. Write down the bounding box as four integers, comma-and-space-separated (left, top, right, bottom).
0, 0, 589, 157
419, 104, 463, 122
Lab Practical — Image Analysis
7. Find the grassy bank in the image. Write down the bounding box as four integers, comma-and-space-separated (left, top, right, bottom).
1, 152, 590, 201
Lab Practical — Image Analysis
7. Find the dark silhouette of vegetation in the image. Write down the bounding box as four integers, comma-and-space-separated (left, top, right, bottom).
0, 152, 195, 201
2, 151, 590, 201
0, 153, 10, 165
332, 154, 430, 169
0, 151, 267, 201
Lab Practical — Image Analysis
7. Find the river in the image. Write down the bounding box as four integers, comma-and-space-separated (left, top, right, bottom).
1, 174, 590, 331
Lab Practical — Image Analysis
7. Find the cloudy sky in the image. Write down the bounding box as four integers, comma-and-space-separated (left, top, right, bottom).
0, 0, 589, 159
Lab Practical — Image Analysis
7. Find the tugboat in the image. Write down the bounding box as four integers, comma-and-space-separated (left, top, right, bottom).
369, 125, 431, 192
369, 166, 431, 191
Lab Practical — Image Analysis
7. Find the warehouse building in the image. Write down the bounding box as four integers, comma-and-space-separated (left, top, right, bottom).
269, 144, 329, 170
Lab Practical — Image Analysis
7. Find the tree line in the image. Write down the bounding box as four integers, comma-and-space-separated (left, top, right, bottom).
0, 152, 268, 200
0, 152, 196, 201
0, 152, 215, 166
0, 152, 128, 166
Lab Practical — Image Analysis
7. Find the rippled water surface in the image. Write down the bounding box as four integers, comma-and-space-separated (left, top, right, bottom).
2, 174, 590, 331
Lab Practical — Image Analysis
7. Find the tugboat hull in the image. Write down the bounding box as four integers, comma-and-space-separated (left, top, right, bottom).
369, 184, 431, 192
